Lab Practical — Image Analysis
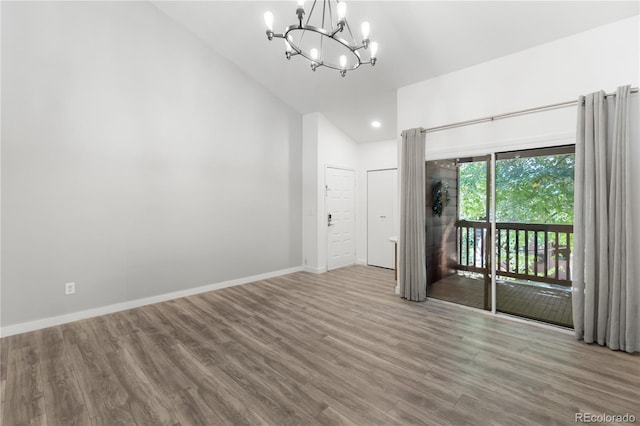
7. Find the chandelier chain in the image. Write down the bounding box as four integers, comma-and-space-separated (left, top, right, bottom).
345, 17, 355, 43
320, 1, 326, 58
299, 0, 317, 47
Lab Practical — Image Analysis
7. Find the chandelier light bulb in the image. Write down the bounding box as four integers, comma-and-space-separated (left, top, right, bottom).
264, 11, 274, 31
370, 41, 378, 58
339, 55, 347, 68
296, 0, 305, 21
361, 21, 370, 40
310, 48, 319, 60
337, 2, 347, 20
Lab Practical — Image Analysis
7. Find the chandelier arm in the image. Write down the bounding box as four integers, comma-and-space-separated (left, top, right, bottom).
285, 25, 357, 50
285, 37, 303, 58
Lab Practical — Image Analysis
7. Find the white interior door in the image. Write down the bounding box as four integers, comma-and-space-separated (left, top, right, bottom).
326, 167, 356, 271
367, 169, 397, 269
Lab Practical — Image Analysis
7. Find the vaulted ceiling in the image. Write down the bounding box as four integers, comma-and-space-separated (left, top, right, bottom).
153, 1, 639, 142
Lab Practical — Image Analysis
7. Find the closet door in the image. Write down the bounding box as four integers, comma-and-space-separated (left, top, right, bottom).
367, 169, 397, 269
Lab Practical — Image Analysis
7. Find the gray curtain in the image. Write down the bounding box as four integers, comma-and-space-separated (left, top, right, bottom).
399, 128, 426, 301
573, 85, 637, 353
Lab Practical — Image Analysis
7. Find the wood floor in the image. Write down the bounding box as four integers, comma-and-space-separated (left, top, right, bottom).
1, 266, 638, 426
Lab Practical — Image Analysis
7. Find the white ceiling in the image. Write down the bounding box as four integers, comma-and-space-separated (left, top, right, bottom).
153, 1, 639, 142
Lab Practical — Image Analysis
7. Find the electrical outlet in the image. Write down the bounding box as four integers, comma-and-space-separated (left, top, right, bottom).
65, 282, 76, 295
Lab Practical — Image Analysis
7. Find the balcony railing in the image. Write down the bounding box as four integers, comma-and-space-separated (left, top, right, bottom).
456, 220, 573, 287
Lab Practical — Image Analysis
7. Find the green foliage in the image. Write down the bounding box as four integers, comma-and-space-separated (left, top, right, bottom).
459, 162, 487, 221
459, 154, 575, 224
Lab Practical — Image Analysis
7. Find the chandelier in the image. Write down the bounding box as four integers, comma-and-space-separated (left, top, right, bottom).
264, 0, 378, 77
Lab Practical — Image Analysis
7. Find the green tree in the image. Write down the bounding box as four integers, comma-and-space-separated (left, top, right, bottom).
459, 154, 574, 224
459, 162, 487, 221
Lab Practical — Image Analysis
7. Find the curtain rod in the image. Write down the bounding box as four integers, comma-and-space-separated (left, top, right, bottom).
401, 87, 638, 136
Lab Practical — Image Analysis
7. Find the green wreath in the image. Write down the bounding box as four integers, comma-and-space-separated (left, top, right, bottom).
432, 180, 450, 217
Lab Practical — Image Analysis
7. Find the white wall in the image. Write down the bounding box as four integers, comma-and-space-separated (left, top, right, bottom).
397, 16, 640, 335
1, 2, 302, 328
398, 16, 639, 159
355, 139, 398, 264
302, 113, 357, 272
302, 114, 319, 272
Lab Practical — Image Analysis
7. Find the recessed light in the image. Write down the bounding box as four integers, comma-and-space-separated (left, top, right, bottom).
371, 121, 381, 128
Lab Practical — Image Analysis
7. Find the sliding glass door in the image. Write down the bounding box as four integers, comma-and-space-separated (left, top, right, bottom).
494, 146, 575, 327
426, 156, 491, 311
426, 146, 574, 328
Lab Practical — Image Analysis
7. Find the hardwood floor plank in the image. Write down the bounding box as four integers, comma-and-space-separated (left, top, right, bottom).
65, 322, 138, 426
0, 335, 8, 404
389, 397, 502, 426
38, 328, 91, 426
313, 406, 357, 426
223, 341, 327, 419
109, 346, 180, 425
301, 382, 403, 426
2, 333, 47, 426
452, 393, 542, 426
170, 343, 288, 426
1, 265, 638, 425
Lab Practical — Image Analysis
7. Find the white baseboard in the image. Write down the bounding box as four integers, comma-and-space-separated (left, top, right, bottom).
0, 266, 303, 338
356, 258, 367, 265
303, 265, 327, 274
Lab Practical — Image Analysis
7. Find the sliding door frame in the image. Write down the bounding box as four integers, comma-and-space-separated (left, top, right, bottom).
490, 153, 497, 314
430, 142, 574, 322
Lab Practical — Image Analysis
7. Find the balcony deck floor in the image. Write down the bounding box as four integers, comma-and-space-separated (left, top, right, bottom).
429, 273, 573, 328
